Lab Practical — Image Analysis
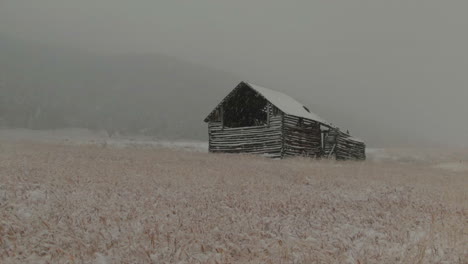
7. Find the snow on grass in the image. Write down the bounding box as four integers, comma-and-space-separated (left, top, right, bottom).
434, 161, 468, 172
0, 128, 208, 152
367, 147, 468, 164
0, 141, 466, 263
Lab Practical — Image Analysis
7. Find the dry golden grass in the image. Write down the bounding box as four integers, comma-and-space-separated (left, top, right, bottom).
0, 141, 467, 263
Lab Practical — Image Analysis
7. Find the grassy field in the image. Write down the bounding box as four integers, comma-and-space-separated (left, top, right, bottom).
0, 141, 467, 263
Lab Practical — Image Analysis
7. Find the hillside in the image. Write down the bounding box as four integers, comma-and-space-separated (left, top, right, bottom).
0, 35, 239, 139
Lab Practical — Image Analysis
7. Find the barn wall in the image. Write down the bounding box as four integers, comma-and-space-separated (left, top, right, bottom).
282, 114, 322, 158
335, 132, 366, 161
323, 129, 366, 160
208, 105, 283, 158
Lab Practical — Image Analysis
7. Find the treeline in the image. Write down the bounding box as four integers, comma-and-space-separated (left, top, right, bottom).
0, 35, 239, 139
0, 82, 176, 137
0, 79, 219, 139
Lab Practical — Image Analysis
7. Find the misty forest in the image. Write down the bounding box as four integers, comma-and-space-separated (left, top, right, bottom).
0, 35, 240, 139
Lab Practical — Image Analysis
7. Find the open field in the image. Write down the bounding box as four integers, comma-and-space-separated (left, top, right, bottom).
0, 135, 467, 263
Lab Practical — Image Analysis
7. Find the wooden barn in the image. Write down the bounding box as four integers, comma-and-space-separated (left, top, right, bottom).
204, 81, 365, 160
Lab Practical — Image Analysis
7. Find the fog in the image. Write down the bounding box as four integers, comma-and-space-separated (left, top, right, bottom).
1, 0, 467, 147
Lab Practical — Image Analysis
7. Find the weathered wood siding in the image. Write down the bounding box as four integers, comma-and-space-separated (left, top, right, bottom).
208, 104, 283, 158
323, 129, 337, 157
323, 129, 366, 160
335, 134, 366, 160
282, 114, 322, 158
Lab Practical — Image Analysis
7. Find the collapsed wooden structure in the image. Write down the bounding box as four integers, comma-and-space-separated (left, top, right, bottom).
323, 128, 366, 160
204, 81, 365, 160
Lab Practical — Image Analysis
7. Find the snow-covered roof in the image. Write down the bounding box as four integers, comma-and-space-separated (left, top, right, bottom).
245, 82, 329, 125
348, 136, 364, 143
204, 81, 330, 126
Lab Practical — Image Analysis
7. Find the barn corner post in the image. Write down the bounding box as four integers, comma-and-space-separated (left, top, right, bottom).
319, 125, 325, 159
208, 122, 211, 152
280, 111, 285, 159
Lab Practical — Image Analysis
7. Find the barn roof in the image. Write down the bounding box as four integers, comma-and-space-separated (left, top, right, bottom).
246, 82, 329, 125
204, 81, 330, 126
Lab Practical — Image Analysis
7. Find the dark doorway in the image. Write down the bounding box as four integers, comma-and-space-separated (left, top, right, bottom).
223, 85, 268, 128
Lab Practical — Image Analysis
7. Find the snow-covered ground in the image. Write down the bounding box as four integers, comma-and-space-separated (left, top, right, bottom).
0, 129, 467, 263
0, 128, 208, 152
1, 128, 467, 167
433, 161, 468, 172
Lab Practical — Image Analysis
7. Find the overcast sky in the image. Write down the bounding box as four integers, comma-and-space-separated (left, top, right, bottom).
1, 0, 467, 147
